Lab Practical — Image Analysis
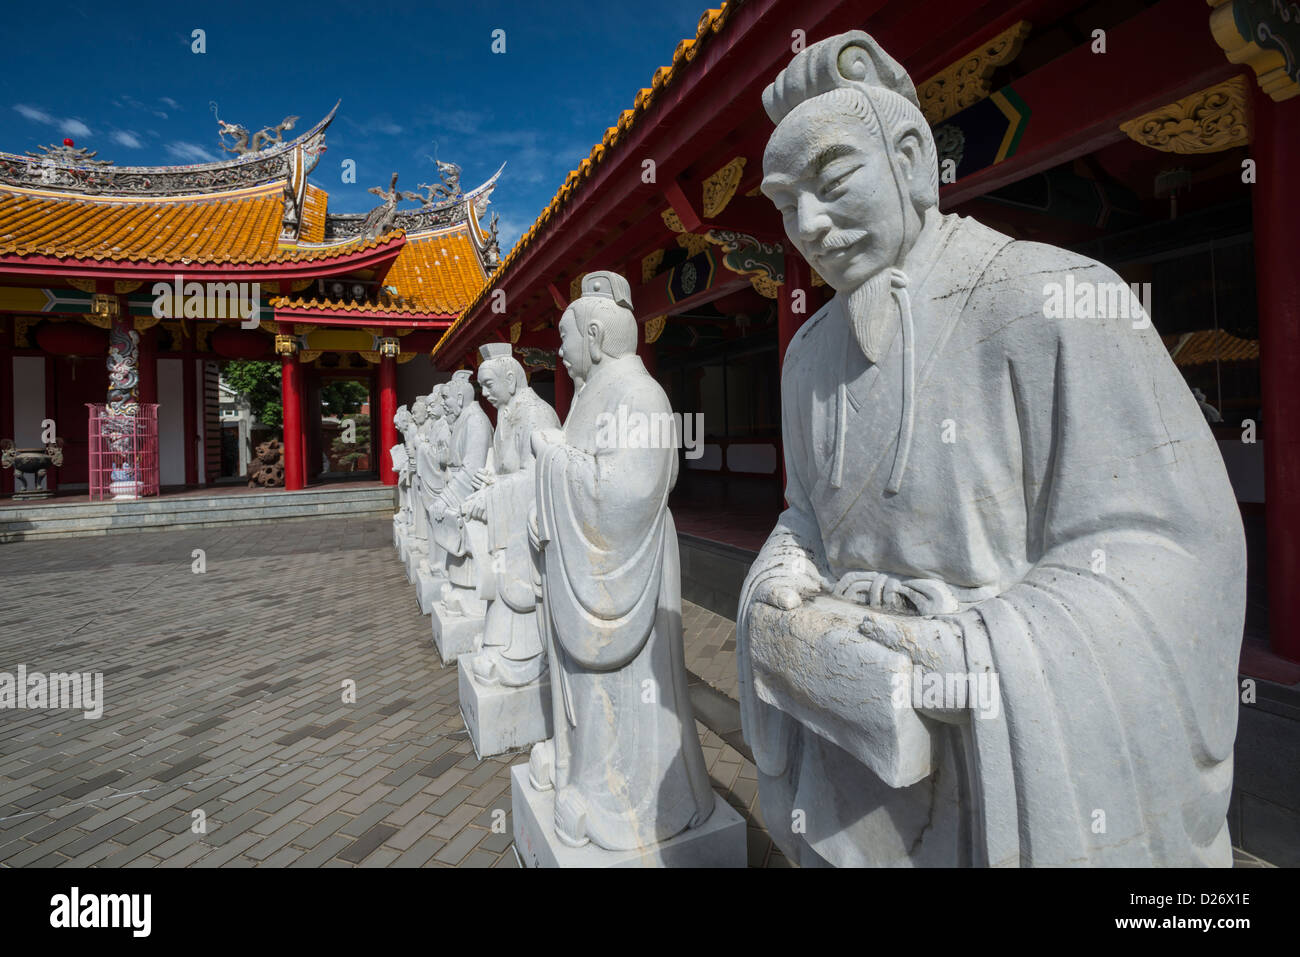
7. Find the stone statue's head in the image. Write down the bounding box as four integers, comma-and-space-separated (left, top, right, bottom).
411, 397, 428, 425
760, 31, 937, 293
444, 371, 474, 419
394, 404, 412, 431
425, 387, 444, 419
559, 271, 637, 382
477, 342, 525, 410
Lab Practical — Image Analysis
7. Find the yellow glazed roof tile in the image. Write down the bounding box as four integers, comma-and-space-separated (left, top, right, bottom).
0, 182, 402, 266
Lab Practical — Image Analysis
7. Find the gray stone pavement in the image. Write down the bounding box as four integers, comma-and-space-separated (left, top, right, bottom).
0, 517, 785, 868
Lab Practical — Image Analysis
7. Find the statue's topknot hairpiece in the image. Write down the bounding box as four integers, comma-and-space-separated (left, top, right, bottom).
762, 30, 918, 125
580, 270, 633, 311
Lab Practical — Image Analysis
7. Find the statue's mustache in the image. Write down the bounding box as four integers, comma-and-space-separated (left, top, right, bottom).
820, 229, 870, 250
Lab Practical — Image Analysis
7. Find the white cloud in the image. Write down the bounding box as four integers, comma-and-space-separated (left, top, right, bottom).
159, 97, 182, 111
60, 119, 92, 138
165, 141, 218, 163
111, 130, 143, 149
14, 104, 55, 124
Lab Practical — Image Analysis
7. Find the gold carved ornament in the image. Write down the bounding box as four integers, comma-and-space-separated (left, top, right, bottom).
359, 350, 383, 364
298, 350, 322, 363
1209, 0, 1300, 102
396, 351, 418, 364
642, 249, 665, 283
644, 315, 667, 344
84, 313, 112, 330
1119, 76, 1252, 153
751, 275, 781, 299
114, 280, 143, 294
661, 209, 686, 232
569, 274, 586, 302
509, 322, 522, 344
133, 314, 163, 333
917, 20, 1033, 124
701, 157, 747, 218
677, 233, 711, 256
274, 334, 298, 356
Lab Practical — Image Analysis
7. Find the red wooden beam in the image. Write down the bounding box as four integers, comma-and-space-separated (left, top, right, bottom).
940, 0, 1239, 207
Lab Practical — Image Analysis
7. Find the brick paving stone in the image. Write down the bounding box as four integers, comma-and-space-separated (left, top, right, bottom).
0, 520, 782, 868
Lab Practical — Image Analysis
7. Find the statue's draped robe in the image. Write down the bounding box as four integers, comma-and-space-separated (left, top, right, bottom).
737, 214, 1245, 867
535, 355, 714, 850
404, 420, 430, 547
431, 404, 492, 593
476, 389, 560, 682
416, 414, 451, 574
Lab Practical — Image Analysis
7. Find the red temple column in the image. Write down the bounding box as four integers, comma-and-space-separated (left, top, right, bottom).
280, 346, 304, 491
779, 253, 812, 367
1253, 87, 1300, 663
554, 362, 573, 423
378, 351, 398, 485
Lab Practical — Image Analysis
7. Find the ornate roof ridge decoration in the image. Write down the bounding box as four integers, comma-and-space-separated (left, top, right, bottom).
323, 163, 505, 241
1209, 0, 1300, 102
917, 20, 1033, 124
1119, 76, 1252, 153
0, 102, 338, 197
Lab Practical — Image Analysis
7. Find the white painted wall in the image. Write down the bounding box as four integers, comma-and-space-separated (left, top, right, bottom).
157, 358, 186, 486
12, 356, 45, 446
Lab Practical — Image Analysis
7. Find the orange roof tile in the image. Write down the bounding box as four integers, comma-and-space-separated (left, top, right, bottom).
432, 1, 736, 358
299, 183, 328, 244
274, 226, 486, 316
0, 182, 401, 266
1164, 329, 1259, 366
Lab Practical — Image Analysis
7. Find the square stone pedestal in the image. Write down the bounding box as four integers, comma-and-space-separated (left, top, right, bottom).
415, 570, 446, 615
432, 604, 483, 665
510, 765, 746, 868
459, 663, 552, 758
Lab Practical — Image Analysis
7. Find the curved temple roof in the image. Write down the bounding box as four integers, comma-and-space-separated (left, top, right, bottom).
0, 103, 503, 321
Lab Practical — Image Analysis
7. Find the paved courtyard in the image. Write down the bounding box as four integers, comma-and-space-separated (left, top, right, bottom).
0, 518, 784, 868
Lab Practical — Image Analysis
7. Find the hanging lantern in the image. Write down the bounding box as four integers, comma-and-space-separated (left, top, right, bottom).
34, 321, 108, 356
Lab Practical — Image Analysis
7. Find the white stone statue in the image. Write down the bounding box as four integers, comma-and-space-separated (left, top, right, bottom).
520, 271, 725, 860
462, 344, 560, 687
455, 343, 561, 757
428, 370, 493, 660
391, 403, 414, 548
412, 385, 451, 611
401, 396, 431, 580
737, 31, 1246, 867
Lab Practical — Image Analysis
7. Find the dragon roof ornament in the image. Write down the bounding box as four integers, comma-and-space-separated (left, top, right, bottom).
0, 102, 338, 197
323, 161, 505, 241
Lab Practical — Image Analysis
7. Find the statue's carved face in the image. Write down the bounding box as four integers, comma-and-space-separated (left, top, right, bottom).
478, 365, 514, 409
426, 393, 443, 419
762, 106, 916, 292
442, 386, 464, 419
411, 400, 428, 425
557, 308, 591, 384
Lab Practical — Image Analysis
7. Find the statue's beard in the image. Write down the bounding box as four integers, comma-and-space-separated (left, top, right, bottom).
846, 267, 901, 365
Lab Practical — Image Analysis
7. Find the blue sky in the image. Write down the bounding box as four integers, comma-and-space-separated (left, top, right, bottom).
0, 0, 715, 250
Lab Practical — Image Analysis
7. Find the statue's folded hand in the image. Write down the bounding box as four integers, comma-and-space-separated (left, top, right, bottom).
751, 564, 825, 611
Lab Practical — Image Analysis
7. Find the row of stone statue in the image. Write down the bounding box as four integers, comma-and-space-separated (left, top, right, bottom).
394, 29, 1245, 868
391, 271, 745, 867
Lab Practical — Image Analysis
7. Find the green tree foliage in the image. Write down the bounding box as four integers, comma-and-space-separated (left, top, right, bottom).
321, 379, 369, 416
330, 413, 371, 471
223, 360, 282, 429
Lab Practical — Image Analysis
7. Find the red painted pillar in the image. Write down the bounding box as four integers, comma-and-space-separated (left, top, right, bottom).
281, 350, 304, 491
779, 253, 812, 367
1253, 87, 1300, 662
378, 352, 398, 485
554, 362, 573, 423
